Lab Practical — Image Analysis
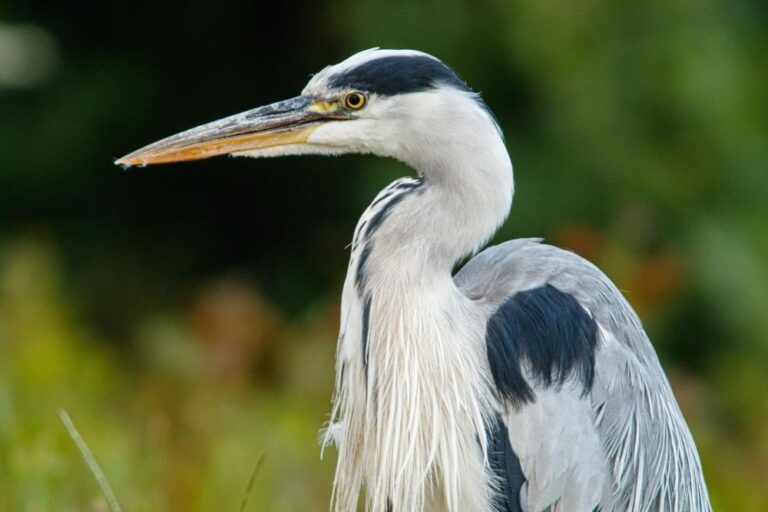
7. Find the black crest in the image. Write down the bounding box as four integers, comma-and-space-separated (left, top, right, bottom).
328, 55, 473, 96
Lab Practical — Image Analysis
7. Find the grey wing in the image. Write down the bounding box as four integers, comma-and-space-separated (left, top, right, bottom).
455, 239, 711, 512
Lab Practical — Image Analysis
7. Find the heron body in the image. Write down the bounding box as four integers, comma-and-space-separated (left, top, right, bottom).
118, 49, 711, 511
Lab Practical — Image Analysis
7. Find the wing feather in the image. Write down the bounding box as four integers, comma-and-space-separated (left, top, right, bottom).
456, 239, 711, 511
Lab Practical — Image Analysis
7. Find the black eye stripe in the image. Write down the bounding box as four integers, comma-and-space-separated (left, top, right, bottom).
327, 53, 503, 138
329, 55, 472, 96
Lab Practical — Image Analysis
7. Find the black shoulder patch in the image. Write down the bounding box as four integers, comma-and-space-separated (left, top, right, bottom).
328, 55, 472, 96
486, 284, 599, 406
487, 415, 525, 512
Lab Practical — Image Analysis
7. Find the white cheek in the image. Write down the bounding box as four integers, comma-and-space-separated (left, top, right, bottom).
308, 121, 356, 145
308, 119, 381, 154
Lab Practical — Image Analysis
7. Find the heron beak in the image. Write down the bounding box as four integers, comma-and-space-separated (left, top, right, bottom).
115, 96, 350, 167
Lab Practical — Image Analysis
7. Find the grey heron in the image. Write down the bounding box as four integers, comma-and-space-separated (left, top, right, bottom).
117, 49, 711, 512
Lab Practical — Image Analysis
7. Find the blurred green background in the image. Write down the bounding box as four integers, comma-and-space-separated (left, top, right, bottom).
1, 0, 767, 510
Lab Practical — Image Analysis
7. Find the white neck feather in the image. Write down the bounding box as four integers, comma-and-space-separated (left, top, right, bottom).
327, 96, 513, 512
381, 98, 513, 269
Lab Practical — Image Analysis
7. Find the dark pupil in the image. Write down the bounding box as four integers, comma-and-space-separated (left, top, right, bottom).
348, 94, 361, 106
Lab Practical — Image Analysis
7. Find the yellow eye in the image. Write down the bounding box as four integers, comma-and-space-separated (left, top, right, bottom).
343, 91, 367, 110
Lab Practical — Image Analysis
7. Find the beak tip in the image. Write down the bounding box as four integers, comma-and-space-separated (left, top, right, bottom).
114, 154, 149, 169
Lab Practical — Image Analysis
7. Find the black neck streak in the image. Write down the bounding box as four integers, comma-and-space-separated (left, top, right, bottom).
354, 178, 424, 383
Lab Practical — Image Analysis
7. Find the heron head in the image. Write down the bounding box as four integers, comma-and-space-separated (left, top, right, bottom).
116, 49, 501, 170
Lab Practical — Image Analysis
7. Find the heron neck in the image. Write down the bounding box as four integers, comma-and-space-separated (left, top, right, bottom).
392, 128, 514, 279
339, 127, 513, 512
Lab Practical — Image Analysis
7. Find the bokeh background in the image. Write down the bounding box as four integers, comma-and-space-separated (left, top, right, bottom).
1, 0, 767, 510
